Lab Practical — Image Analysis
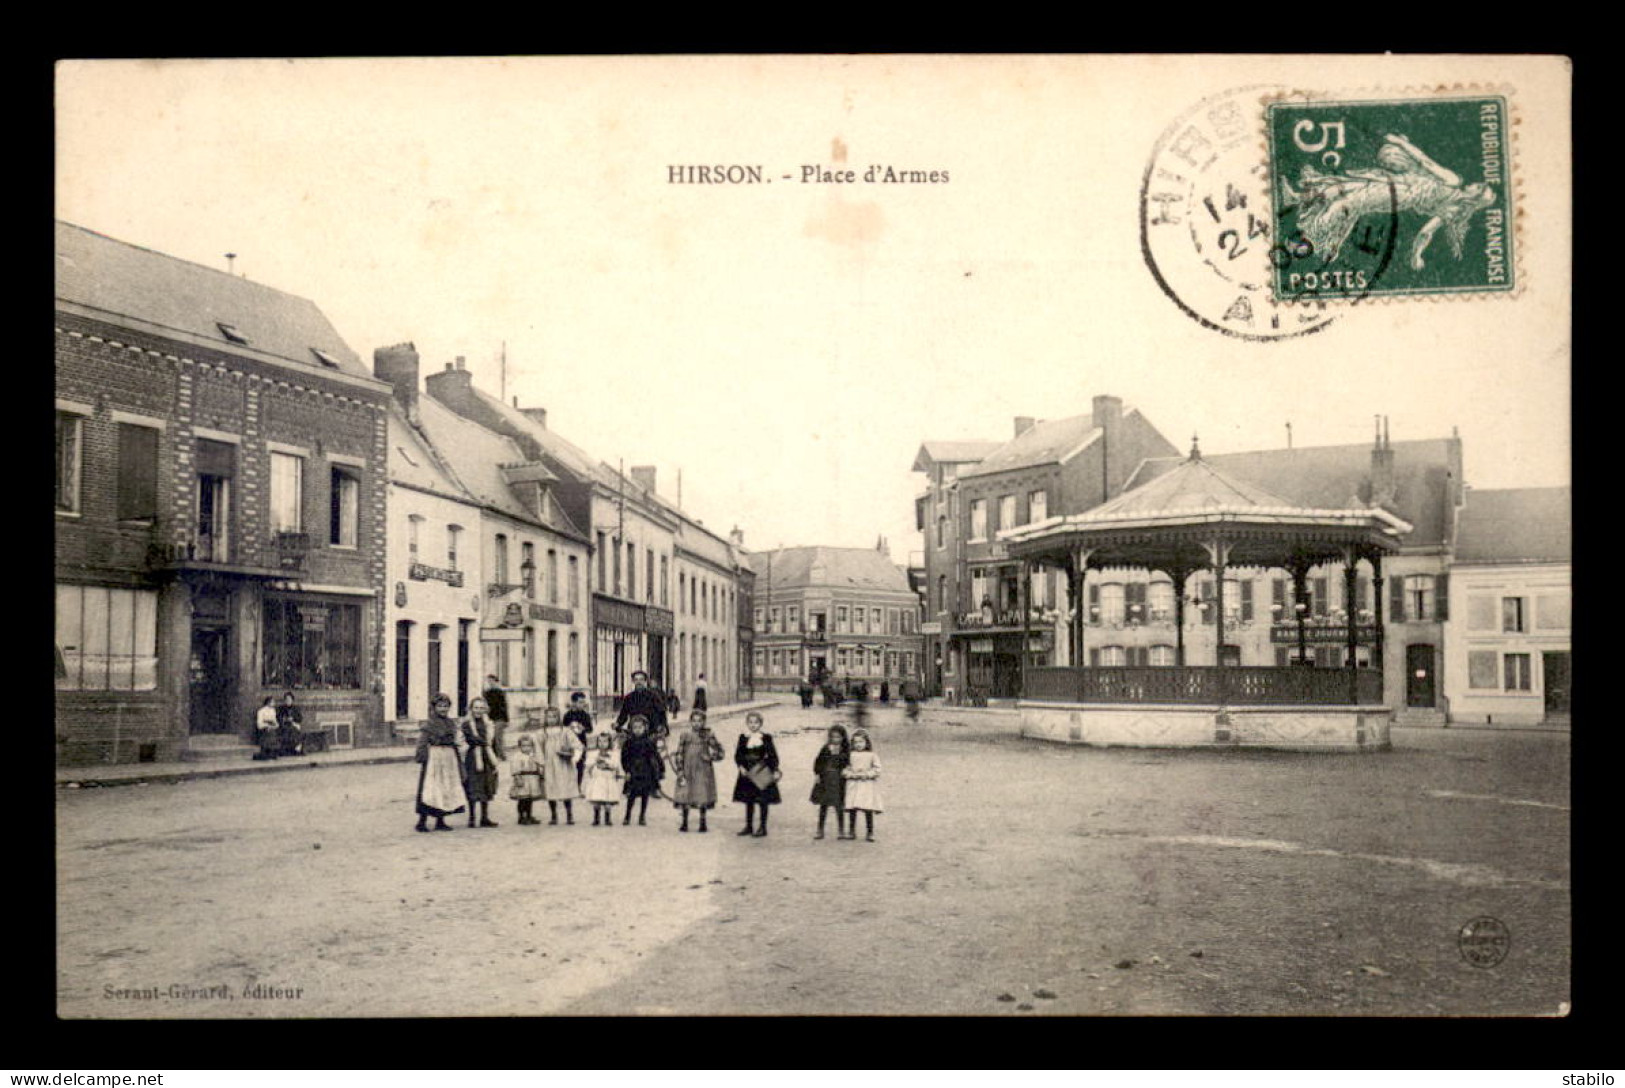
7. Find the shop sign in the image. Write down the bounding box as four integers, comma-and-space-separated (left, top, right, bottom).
969, 639, 995, 653
645, 606, 675, 636
1269, 624, 1377, 644
481, 627, 524, 642
528, 603, 574, 624
502, 602, 525, 627
919, 621, 942, 635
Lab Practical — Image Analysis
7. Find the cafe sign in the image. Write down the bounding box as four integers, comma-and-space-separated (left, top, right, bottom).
502, 602, 525, 628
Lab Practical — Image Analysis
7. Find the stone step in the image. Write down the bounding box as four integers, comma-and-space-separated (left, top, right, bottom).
182, 736, 259, 762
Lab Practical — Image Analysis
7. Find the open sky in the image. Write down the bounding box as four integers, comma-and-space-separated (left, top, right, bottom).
56, 56, 1571, 563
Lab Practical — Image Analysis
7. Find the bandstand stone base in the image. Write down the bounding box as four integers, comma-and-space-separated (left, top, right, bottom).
1019, 701, 1392, 752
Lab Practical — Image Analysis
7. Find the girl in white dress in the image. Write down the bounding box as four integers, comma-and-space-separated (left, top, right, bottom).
842, 729, 883, 842
582, 732, 625, 826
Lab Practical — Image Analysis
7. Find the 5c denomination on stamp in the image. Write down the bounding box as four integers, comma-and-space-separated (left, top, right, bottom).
1268, 94, 1514, 301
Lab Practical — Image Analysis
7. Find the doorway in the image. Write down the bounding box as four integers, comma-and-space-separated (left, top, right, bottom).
1542, 651, 1571, 715
1405, 643, 1436, 708
188, 626, 234, 735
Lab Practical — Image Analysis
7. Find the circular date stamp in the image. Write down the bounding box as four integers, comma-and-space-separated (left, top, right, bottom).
1141, 86, 1391, 341
1458, 915, 1511, 967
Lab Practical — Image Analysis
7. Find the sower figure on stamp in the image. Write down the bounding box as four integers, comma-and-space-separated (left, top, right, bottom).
461, 695, 504, 828
414, 693, 466, 833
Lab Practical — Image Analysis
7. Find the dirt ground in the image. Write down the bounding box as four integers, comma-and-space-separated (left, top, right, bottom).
56, 705, 1570, 1017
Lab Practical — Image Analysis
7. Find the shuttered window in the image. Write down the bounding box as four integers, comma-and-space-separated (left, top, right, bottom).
116, 423, 160, 521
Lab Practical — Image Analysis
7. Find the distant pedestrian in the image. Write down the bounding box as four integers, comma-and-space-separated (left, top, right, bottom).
564, 691, 594, 788
483, 675, 509, 726
671, 710, 725, 833
810, 724, 850, 841
276, 691, 304, 756
414, 693, 465, 832
732, 711, 781, 838
798, 678, 814, 709
879, 680, 890, 704
693, 673, 709, 713
615, 670, 669, 742
666, 688, 682, 717
619, 716, 665, 826
254, 696, 280, 761
539, 706, 580, 825
843, 729, 883, 842
508, 734, 545, 825
582, 733, 624, 826
461, 696, 504, 828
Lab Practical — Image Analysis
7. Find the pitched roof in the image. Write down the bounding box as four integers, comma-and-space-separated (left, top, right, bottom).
1454, 487, 1571, 563
55, 221, 369, 380
912, 440, 1002, 472
958, 414, 1100, 479
748, 547, 913, 594
1126, 438, 1458, 546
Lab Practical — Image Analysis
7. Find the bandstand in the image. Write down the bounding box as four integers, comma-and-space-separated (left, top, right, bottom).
1001, 441, 1412, 751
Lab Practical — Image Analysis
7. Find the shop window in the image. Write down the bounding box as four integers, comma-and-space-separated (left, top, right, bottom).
262, 598, 362, 690
55, 585, 158, 691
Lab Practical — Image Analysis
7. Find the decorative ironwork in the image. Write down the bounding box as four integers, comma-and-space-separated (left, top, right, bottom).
274, 532, 310, 572
1025, 666, 1383, 706
409, 561, 466, 587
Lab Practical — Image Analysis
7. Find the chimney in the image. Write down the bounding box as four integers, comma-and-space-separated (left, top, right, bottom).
631, 465, 657, 494
1370, 414, 1397, 509
423, 358, 476, 416
729, 526, 745, 548
520, 407, 548, 430
1014, 416, 1037, 438
373, 342, 421, 420
1092, 394, 1124, 499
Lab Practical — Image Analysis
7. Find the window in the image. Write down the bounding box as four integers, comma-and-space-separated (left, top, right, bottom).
262, 597, 362, 689
613, 537, 623, 595
1100, 583, 1125, 625
646, 551, 655, 603
523, 626, 536, 688
1504, 653, 1533, 692
447, 524, 461, 570
769, 607, 781, 633
270, 452, 303, 534
660, 556, 669, 606
117, 423, 160, 521
998, 495, 1016, 534
569, 556, 580, 607
837, 606, 848, 632
937, 575, 947, 613
408, 516, 422, 560
972, 570, 990, 611
394, 621, 412, 719
1312, 576, 1329, 618
1467, 594, 1496, 631
55, 411, 83, 513
597, 533, 608, 591
1405, 574, 1436, 621
569, 632, 581, 686
1096, 645, 1127, 666
1468, 650, 1499, 689
494, 534, 509, 586
427, 624, 445, 701
788, 606, 800, 631
1029, 490, 1047, 524
521, 542, 535, 597
195, 440, 234, 563
548, 549, 560, 604
753, 648, 764, 670
55, 585, 158, 691
1501, 596, 1526, 633
546, 629, 558, 688
1149, 580, 1174, 621
329, 466, 359, 547
936, 516, 947, 549
872, 608, 882, 632
754, 608, 764, 630
1149, 644, 1176, 667
970, 499, 988, 540
626, 542, 636, 599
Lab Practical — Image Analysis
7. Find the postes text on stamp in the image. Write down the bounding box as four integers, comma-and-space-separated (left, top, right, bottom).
1268, 94, 1514, 301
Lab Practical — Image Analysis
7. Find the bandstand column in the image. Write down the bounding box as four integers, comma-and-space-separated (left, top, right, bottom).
1370, 551, 1386, 687
1290, 560, 1311, 665
1343, 547, 1360, 703
1019, 558, 1031, 698
1171, 567, 1189, 667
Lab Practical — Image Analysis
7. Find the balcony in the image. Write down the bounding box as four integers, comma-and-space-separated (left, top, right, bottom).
146, 530, 310, 577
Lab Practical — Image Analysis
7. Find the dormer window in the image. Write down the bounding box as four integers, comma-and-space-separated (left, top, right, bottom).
311, 348, 340, 368
217, 322, 249, 344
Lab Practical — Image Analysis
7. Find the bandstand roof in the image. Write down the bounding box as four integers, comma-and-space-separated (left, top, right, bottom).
1000, 447, 1413, 571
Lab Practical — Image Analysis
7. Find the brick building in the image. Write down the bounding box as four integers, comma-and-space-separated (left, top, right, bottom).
55, 222, 391, 764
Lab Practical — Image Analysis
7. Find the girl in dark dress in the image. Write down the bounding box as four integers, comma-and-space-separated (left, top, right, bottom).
276, 692, 303, 757
809, 724, 850, 841
619, 716, 665, 827
460, 696, 504, 828
731, 711, 781, 838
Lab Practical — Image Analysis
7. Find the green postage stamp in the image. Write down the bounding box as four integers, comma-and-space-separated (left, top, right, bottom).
1266, 94, 1513, 301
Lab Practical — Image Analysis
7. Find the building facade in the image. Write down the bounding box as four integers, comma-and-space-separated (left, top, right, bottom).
377, 346, 591, 729
1443, 487, 1571, 726
55, 222, 391, 764
749, 544, 923, 692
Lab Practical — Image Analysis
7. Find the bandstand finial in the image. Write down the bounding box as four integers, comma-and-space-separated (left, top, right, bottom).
1190, 433, 1202, 461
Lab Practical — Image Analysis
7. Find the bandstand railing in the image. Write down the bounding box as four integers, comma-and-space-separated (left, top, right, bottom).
1024, 666, 1384, 706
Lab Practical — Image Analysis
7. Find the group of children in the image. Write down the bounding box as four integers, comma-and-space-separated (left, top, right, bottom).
412, 691, 884, 840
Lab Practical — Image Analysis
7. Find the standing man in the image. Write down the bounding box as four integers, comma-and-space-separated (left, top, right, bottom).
483, 674, 510, 729
615, 669, 669, 742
